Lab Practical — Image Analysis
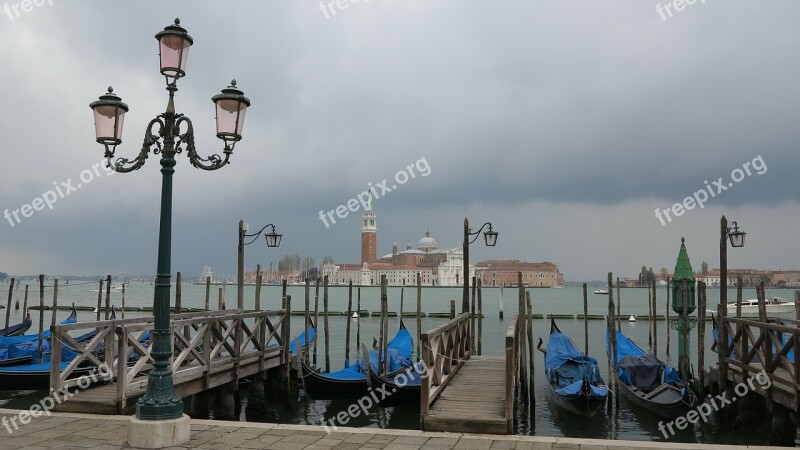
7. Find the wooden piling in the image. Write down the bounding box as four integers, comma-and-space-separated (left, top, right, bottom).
254, 264, 262, 311
205, 276, 211, 311
758, 283, 772, 407
736, 278, 743, 319
121, 283, 126, 319
652, 279, 657, 357
38, 275, 44, 364
471, 276, 477, 354
357, 287, 361, 355
666, 277, 670, 356
794, 291, 800, 413
697, 281, 706, 400
583, 283, 588, 355
517, 272, 528, 392
416, 273, 422, 361
717, 277, 728, 402
499, 285, 504, 320
381, 275, 389, 377
22, 285, 28, 316
304, 279, 310, 366
648, 280, 653, 348
284, 295, 292, 391
175, 272, 182, 314
313, 278, 320, 367
478, 279, 483, 356
96, 279, 103, 321
450, 300, 455, 319
219, 288, 225, 310
616, 277, 621, 332
104, 275, 111, 320
346, 281, 353, 364
323, 276, 330, 373
607, 272, 618, 411
525, 291, 534, 397
4, 278, 13, 331
50, 279, 59, 327
400, 287, 404, 317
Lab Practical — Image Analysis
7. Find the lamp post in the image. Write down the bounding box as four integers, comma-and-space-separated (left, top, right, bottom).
719, 216, 746, 306
237, 221, 282, 311
461, 218, 498, 313
90, 18, 251, 427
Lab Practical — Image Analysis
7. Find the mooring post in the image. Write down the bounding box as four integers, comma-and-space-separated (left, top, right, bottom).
4, 278, 13, 332
416, 272, 422, 362
38, 275, 44, 364
499, 285, 504, 320
450, 300, 455, 320
758, 284, 772, 408
736, 277, 743, 319
400, 287, 404, 318
23, 285, 29, 317
652, 278, 657, 357
284, 295, 292, 386
381, 275, 389, 378
219, 287, 225, 310
96, 279, 103, 321
794, 291, 800, 414
478, 279, 483, 356
50, 279, 59, 327
175, 272, 182, 314
583, 283, 588, 355
205, 276, 211, 311
471, 276, 477, 354
304, 278, 310, 366
104, 274, 111, 320
313, 277, 320, 367
323, 276, 330, 373
698, 281, 706, 400
608, 272, 618, 411
346, 281, 353, 365
357, 287, 361, 356
616, 277, 621, 332
666, 277, 670, 356
648, 280, 653, 349
121, 282, 126, 319
255, 264, 262, 312
525, 291, 534, 398
517, 272, 528, 393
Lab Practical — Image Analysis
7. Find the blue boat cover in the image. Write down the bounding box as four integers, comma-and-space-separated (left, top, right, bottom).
319, 324, 414, 382
0, 361, 70, 373
287, 327, 316, 355
607, 329, 681, 391
545, 332, 608, 398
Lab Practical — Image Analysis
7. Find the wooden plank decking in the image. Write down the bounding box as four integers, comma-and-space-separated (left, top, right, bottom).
421, 356, 509, 434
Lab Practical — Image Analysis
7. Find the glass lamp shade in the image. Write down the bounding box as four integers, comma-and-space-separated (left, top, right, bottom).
728, 227, 746, 248
155, 18, 193, 83
265, 231, 282, 248
484, 229, 499, 247
89, 87, 129, 145
212, 80, 251, 145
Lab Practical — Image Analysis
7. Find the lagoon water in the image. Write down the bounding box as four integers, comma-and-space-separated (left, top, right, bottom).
0, 281, 797, 445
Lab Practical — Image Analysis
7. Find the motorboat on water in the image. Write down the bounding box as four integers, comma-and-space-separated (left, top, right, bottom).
706, 297, 794, 317
594, 289, 608, 295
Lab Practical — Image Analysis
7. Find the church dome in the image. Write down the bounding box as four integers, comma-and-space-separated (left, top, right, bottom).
417, 228, 437, 252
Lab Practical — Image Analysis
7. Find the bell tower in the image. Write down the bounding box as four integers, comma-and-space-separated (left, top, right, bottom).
361, 198, 377, 264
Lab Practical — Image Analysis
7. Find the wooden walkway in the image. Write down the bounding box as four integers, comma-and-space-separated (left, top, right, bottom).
422, 356, 508, 434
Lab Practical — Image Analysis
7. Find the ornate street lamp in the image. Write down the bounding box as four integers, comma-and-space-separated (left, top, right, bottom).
462, 219, 498, 313
238, 221, 282, 312
89, 18, 251, 429
720, 216, 746, 306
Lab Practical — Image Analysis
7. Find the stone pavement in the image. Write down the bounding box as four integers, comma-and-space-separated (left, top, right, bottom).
0, 409, 775, 449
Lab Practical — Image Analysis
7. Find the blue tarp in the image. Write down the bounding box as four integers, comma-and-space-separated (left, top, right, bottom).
546, 331, 607, 398
319, 324, 414, 382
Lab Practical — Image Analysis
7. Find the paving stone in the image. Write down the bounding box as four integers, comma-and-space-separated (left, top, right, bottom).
491, 440, 518, 449
428, 437, 461, 447
343, 433, 374, 443
391, 435, 429, 445
455, 438, 494, 449
332, 443, 369, 450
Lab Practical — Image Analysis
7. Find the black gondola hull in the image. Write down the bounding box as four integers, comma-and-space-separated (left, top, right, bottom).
300, 362, 368, 400
367, 368, 420, 405
547, 384, 607, 417
0, 366, 95, 390
614, 371, 691, 419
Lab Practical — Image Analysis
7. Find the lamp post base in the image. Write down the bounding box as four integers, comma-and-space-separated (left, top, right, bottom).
128, 414, 191, 449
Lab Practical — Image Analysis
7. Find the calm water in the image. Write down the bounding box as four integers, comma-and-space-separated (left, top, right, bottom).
1, 281, 797, 445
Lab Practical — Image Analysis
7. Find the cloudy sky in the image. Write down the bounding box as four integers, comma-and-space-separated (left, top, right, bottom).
0, 0, 798, 281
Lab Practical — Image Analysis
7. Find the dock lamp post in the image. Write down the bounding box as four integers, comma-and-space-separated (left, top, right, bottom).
237, 221, 282, 311
462, 218, 498, 313
90, 18, 251, 445
720, 216, 746, 306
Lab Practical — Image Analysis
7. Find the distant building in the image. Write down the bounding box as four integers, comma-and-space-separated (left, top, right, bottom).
475, 260, 564, 287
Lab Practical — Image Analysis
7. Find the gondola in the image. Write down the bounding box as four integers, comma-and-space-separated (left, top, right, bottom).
0, 361, 96, 390
0, 304, 80, 366
360, 321, 421, 404
0, 313, 32, 337
538, 319, 608, 416
300, 321, 413, 400
607, 328, 695, 419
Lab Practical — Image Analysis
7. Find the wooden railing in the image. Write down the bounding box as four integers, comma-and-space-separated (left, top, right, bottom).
49, 307, 289, 408
505, 314, 520, 422
717, 311, 800, 410
420, 312, 471, 416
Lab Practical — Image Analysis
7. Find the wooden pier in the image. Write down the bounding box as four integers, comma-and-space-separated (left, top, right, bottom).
49, 305, 291, 415
420, 313, 519, 434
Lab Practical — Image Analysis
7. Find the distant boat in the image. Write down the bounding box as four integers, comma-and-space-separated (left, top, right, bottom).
351, 312, 359, 319
553, 285, 565, 289
706, 297, 794, 317
594, 289, 608, 295
628, 315, 636, 322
